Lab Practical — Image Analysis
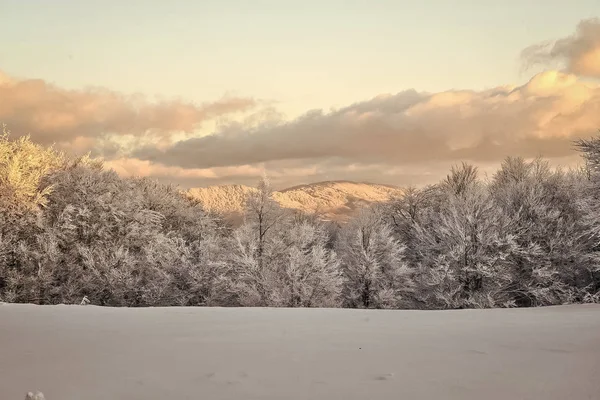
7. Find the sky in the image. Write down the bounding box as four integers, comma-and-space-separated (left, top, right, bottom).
1, 0, 600, 188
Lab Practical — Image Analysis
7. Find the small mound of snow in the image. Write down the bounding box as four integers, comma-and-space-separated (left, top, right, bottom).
25, 392, 45, 400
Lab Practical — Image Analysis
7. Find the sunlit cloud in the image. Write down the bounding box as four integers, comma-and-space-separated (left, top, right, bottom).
132, 69, 598, 187
521, 18, 600, 78
3, 18, 600, 189
0, 70, 256, 151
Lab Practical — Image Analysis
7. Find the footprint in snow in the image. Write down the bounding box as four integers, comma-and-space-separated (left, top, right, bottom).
373, 373, 395, 381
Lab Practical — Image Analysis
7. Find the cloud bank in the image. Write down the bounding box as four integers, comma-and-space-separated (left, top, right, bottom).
0, 70, 255, 148
3, 19, 600, 189
128, 69, 599, 187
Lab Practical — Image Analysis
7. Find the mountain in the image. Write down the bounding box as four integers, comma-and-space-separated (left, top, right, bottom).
186, 181, 404, 222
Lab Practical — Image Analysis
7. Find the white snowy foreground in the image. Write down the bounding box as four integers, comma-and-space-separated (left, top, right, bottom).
1, 304, 599, 400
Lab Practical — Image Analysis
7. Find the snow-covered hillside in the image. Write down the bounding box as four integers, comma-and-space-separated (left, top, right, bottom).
1, 304, 599, 400
186, 180, 404, 222
186, 184, 256, 216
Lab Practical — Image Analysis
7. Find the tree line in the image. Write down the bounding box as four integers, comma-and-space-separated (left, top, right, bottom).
1, 128, 599, 309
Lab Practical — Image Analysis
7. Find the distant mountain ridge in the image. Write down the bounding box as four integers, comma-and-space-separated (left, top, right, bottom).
186, 180, 404, 222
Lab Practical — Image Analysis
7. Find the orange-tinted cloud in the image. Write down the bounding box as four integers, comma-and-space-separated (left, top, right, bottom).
105, 157, 266, 180
5, 18, 600, 189
133, 70, 598, 176
104, 157, 323, 188
521, 18, 600, 78
0, 70, 256, 147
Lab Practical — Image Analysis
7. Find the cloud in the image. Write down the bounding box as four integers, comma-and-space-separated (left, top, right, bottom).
5, 18, 600, 189
0, 70, 256, 148
105, 157, 265, 181
521, 18, 600, 78
132, 70, 599, 182
104, 157, 323, 189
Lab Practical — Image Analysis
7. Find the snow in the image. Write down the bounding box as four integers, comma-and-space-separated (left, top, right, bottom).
1, 304, 599, 400
186, 181, 404, 222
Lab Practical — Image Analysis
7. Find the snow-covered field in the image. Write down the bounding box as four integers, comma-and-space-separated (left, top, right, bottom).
1, 304, 599, 400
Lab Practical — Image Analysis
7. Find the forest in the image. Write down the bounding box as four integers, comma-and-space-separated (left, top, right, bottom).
1, 127, 600, 309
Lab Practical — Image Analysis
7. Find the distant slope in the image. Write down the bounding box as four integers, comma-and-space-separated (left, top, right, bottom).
186, 184, 256, 215
186, 181, 404, 222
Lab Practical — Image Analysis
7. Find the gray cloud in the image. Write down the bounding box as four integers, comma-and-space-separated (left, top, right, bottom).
132, 70, 599, 177
107, 155, 468, 190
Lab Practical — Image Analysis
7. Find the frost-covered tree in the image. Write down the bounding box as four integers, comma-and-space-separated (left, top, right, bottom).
4, 128, 600, 309
386, 186, 436, 272
572, 138, 600, 302
275, 220, 342, 307
0, 127, 66, 215
38, 165, 168, 305
243, 175, 286, 271
222, 175, 287, 306
222, 176, 342, 307
490, 157, 594, 305
0, 130, 67, 303
413, 165, 519, 309
441, 162, 479, 197
1, 147, 224, 306
337, 206, 414, 309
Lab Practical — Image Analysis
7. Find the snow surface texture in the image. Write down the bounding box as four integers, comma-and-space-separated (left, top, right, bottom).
1, 304, 599, 400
